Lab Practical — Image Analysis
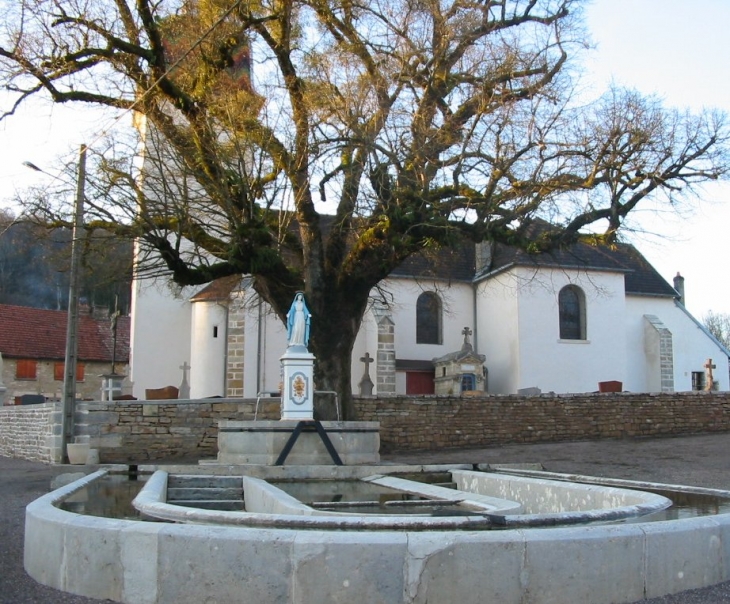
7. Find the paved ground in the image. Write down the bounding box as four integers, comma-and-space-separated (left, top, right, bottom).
5, 433, 730, 603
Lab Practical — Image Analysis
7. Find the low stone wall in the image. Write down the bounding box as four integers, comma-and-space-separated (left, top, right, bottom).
0, 402, 61, 462
355, 391, 730, 452
2, 392, 730, 463
75, 398, 280, 463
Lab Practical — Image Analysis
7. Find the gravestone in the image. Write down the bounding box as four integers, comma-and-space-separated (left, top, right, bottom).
704, 358, 716, 391
145, 386, 179, 400
433, 327, 486, 395
518, 387, 542, 396
358, 352, 375, 396
179, 362, 191, 399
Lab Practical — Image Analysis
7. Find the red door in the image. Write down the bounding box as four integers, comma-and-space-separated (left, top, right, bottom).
406, 371, 435, 395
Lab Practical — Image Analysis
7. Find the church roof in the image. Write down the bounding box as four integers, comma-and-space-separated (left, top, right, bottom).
388, 228, 677, 299
0, 304, 130, 362
190, 275, 243, 302
390, 240, 476, 282
483, 238, 678, 298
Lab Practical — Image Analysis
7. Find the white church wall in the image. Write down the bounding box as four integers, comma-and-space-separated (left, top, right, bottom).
476, 267, 627, 394
129, 277, 192, 398
241, 295, 288, 398
624, 297, 729, 392
516, 267, 627, 394
382, 278, 475, 363
476, 275, 520, 394
190, 301, 227, 398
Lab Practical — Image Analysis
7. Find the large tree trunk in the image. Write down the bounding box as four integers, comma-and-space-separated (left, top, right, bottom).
307, 290, 364, 421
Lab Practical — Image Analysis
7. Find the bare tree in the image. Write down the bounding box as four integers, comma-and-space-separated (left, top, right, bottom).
703, 311, 730, 350
1, 0, 728, 416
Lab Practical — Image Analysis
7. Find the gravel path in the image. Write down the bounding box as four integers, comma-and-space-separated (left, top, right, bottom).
5, 432, 730, 603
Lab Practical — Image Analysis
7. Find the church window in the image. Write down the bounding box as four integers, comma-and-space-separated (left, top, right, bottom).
416, 292, 442, 344
213, 326, 219, 338
559, 285, 586, 340
692, 371, 705, 391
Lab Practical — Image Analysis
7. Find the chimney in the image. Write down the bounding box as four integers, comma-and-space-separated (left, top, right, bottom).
673, 272, 685, 305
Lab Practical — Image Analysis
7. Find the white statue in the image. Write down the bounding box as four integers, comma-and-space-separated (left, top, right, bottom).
286, 292, 311, 348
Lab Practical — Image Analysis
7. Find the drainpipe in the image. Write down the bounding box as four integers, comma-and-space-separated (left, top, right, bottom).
256, 297, 263, 395
219, 301, 229, 397
472, 283, 479, 354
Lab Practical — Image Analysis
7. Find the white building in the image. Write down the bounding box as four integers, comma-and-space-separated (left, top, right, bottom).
129, 231, 730, 399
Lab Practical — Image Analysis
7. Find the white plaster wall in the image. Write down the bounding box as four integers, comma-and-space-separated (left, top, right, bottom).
382, 278, 475, 361
129, 277, 192, 398
624, 297, 729, 392
476, 273, 520, 394
189, 302, 227, 398
241, 295, 288, 398
476, 267, 627, 394
377, 279, 474, 395
516, 267, 627, 394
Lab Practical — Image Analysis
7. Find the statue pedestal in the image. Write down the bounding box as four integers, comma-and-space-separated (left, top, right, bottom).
217, 420, 380, 465
280, 346, 315, 420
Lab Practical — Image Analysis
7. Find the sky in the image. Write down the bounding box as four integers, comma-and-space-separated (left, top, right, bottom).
0, 0, 729, 319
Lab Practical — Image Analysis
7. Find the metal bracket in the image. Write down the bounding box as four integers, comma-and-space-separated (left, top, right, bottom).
274, 420, 343, 466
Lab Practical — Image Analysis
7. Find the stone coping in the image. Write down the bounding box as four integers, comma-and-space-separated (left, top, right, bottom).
132, 468, 670, 529
133, 471, 498, 530
452, 470, 672, 527
25, 466, 730, 604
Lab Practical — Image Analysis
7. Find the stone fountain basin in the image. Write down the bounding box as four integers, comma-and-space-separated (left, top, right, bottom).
25, 466, 730, 604
130, 468, 671, 529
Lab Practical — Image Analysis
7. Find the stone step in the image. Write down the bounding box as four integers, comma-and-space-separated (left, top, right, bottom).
167, 475, 241, 489
167, 487, 242, 501
171, 500, 245, 511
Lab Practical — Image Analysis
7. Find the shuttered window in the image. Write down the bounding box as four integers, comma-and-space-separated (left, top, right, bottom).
15, 359, 37, 380
54, 362, 85, 382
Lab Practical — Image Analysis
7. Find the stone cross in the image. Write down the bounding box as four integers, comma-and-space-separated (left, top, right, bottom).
704, 358, 716, 391
461, 326, 473, 351
179, 361, 191, 399
358, 352, 375, 396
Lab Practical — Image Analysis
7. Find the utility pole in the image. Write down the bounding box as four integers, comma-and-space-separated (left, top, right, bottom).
61, 145, 87, 463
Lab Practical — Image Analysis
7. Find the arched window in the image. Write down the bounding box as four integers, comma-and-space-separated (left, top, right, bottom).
559, 285, 586, 340
416, 292, 442, 344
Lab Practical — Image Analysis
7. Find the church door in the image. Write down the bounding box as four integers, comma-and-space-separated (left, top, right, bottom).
406, 371, 435, 395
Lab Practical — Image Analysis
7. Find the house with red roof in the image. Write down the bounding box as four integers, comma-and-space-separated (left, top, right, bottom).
0, 304, 130, 405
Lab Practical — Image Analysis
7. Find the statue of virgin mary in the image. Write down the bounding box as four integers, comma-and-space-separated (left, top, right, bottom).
286, 292, 311, 348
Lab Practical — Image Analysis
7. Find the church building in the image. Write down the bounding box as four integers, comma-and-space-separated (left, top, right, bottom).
129, 233, 730, 399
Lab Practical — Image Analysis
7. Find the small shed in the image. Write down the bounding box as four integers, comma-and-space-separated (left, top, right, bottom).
432, 327, 486, 395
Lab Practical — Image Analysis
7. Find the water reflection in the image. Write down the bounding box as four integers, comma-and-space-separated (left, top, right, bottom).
59, 474, 149, 520
56, 474, 730, 524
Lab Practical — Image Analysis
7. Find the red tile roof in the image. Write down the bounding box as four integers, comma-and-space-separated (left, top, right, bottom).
0, 304, 130, 362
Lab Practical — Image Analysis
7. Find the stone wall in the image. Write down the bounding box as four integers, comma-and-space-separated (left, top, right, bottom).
0, 402, 61, 462
355, 392, 730, 452
75, 398, 280, 463
2, 392, 730, 463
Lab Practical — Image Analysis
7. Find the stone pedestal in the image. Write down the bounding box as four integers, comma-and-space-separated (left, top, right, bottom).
217, 420, 380, 465
280, 347, 315, 421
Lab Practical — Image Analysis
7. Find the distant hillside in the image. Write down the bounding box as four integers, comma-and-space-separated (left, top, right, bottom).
0, 217, 132, 313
